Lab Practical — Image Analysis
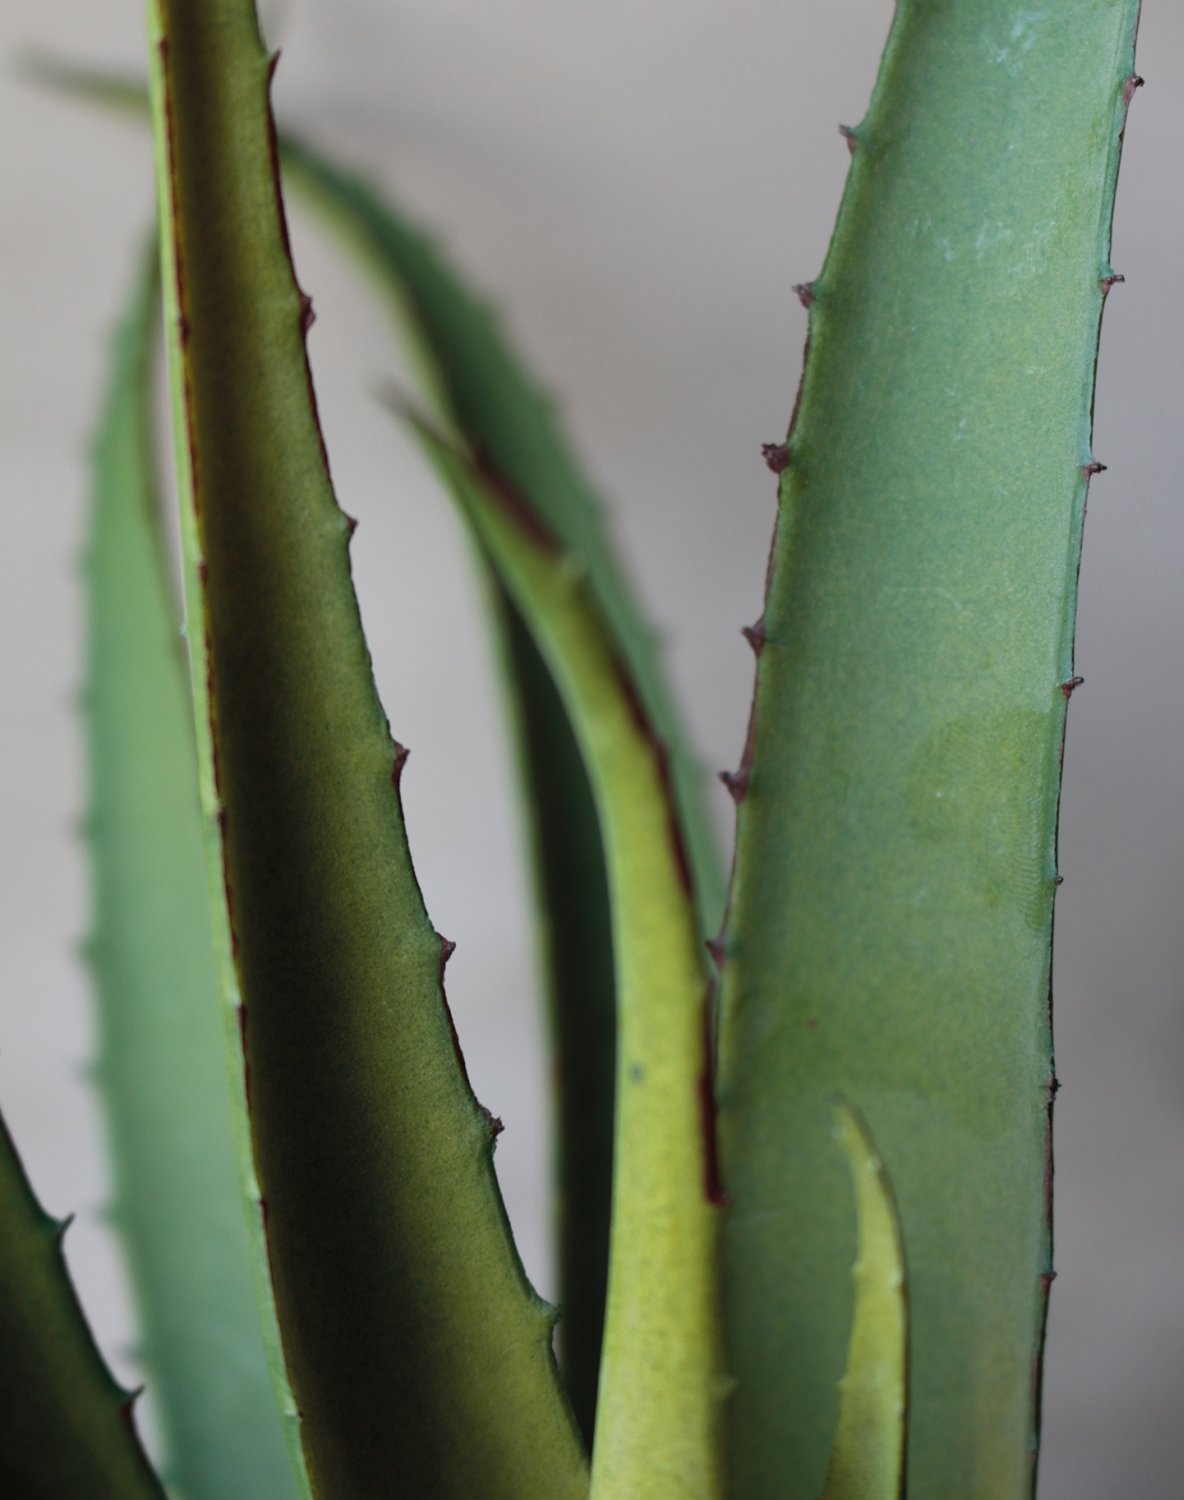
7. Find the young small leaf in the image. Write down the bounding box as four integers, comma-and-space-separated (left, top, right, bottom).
820, 1104, 908, 1500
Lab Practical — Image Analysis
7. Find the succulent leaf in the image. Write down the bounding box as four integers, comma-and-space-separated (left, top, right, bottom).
404, 413, 727, 1500
278, 140, 731, 1434
819, 1104, 908, 1500
716, 4, 1142, 1497
85, 236, 300, 1500
146, 3, 587, 1495
38, 64, 705, 1437
0, 1114, 165, 1498
279, 136, 725, 932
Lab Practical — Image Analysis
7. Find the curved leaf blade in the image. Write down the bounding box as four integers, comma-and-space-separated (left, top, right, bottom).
717, 4, 1142, 1496
34, 63, 697, 1431
146, 3, 588, 1495
406, 413, 727, 1500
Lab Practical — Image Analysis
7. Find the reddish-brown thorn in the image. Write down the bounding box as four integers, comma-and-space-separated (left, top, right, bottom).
793, 282, 816, 309
438, 935, 457, 969
391, 743, 410, 788
344, 512, 359, 538
299, 291, 316, 335
839, 124, 858, 154
762, 442, 792, 475
1100, 272, 1125, 295
1053, 874, 1065, 888
705, 936, 727, 972
1123, 74, 1144, 107
1061, 675, 1085, 699
50, 1212, 75, 1246
741, 621, 766, 656
118, 1388, 145, 1434
719, 768, 749, 804
1083, 460, 1107, 477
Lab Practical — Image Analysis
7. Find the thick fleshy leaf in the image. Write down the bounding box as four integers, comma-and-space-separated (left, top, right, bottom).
38, 63, 706, 1436
820, 1104, 908, 1500
406, 413, 727, 1500
145, 3, 587, 1495
0, 1114, 165, 1498
280, 136, 724, 931
84, 238, 300, 1500
279, 139, 727, 1436
716, 5, 1142, 1497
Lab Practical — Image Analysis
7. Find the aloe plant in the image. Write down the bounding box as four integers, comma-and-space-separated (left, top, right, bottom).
2, 0, 1144, 1496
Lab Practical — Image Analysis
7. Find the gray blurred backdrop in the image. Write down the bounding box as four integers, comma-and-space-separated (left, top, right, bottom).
1, 2, 1181, 1494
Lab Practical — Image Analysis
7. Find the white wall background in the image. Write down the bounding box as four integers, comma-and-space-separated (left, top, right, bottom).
1, 2, 1181, 1494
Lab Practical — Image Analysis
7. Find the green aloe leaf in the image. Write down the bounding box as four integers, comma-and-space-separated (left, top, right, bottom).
278, 136, 724, 928
37, 61, 714, 1434
0, 1113, 165, 1498
145, 3, 587, 1495
84, 237, 300, 1500
820, 1104, 908, 1500
716, 4, 1142, 1497
405, 411, 727, 1500
277, 139, 727, 1434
